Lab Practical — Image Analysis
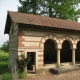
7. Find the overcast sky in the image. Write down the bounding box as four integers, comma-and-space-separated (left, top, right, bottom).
0, 0, 80, 47
0, 0, 20, 47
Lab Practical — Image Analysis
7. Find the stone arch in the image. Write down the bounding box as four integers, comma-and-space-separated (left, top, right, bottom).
74, 37, 80, 44
44, 39, 57, 64
39, 34, 57, 48
60, 35, 74, 63
62, 35, 73, 45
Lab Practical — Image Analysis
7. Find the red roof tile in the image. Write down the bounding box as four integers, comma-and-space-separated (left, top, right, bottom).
5, 11, 80, 34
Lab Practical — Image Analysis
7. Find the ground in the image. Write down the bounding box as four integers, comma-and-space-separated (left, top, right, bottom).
0, 75, 1, 80
26, 70, 80, 80
0, 70, 80, 80
1, 51, 80, 80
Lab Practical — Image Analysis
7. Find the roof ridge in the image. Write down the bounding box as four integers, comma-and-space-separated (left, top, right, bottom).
4, 11, 80, 34
8, 11, 79, 24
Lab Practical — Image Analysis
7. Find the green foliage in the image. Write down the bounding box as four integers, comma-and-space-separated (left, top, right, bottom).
18, 0, 80, 21
17, 53, 31, 72
0, 51, 9, 74
18, 70, 27, 79
0, 40, 9, 52
2, 72, 12, 80
0, 51, 11, 80
17, 51, 31, 78
18, 0, 40, 14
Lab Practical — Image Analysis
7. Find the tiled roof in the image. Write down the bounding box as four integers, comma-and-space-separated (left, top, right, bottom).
5, 11, 80, 33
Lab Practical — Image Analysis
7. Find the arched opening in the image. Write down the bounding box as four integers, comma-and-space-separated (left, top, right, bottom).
76, 41, 80, 61
44, 39, 56, 64
61, 40, 72, 63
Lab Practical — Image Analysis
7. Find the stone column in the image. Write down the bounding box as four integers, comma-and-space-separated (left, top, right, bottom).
72, 49, 75, 65
35, 52, 38, 71
71, 43, 76, 66
57, 49, 60, 67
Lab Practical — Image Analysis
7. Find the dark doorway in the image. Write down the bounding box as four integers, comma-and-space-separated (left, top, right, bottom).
76, 41, 80, 61
61, 40, 72, 62
27, 52, 35, 70
44, 39, 56, 64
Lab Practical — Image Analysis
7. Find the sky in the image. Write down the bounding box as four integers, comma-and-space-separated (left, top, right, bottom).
0, 0, 80, 47
0, 0, 20, 47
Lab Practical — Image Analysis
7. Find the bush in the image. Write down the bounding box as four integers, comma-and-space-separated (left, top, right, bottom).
18, 70, 27, 79
17, 51, 31, 79
17, 53, 31, 73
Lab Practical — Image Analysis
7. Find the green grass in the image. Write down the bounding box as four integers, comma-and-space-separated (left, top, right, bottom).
0, 51, 27, 80
0, 50, 9, 74
2, 72, 12, 80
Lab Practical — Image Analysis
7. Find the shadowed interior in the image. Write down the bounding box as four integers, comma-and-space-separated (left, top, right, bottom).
44, 39, 57, 64
27, 52, 35, 70
61, 40, 72, 63
76, 41, 80, 61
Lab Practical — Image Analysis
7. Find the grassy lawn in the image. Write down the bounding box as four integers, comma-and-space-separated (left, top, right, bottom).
0, 50, 28, 80
0, 51, 9, 75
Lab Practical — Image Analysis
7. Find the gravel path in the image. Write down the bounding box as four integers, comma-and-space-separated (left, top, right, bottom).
26, 70, 80, 80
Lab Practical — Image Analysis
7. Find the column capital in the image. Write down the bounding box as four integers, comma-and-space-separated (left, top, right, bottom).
56, 43, 62, 49
71, 44, 77, 49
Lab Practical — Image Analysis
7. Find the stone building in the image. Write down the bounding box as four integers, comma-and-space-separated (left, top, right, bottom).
4, 11, 80, 73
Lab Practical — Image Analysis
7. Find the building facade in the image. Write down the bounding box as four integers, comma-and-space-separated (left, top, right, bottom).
4, 11, 80, 73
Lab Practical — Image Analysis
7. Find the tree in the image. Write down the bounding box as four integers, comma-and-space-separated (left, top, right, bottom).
41, 0, 80, 21
0, 40, 9, 52
18, 0, 41, 14
18, 0, 80, 21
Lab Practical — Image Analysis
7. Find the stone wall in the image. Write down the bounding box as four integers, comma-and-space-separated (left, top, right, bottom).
8, 23, 18, 69
18, 28, 80, 70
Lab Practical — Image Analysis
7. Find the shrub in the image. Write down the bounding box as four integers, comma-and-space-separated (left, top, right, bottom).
18, 70, 27, 79
17, 51, 31, 78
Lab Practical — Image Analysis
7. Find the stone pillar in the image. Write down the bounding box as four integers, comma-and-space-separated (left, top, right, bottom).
35, 52, 38, 71
36, 50, 44, 74
56, 43, 62, 67
71, 44, 76, 66
57, 49, 60, 67
72, 49, 75, 65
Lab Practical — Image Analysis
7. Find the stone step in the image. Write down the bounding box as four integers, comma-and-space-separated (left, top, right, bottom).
52, 67, 80, 74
